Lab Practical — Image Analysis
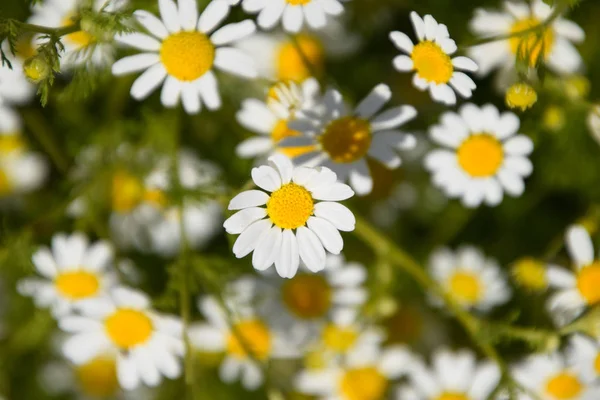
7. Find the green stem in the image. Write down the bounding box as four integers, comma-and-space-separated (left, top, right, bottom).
20, 108, 70, 173
12, 21, 81, 38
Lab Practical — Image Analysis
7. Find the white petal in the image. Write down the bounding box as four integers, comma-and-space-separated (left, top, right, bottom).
32, 248, 57, 278
117, 354, 140, 390
252, 226, 282, 271
282, 4, 303, 33
130, 64, 167, 100
390, 31, 414, 53
495, 112, 520, 140
116, 33, 161, 51
181, 84, 201, 114
567, 225, 594, 267
355, 84, 391, 119
223, 207, 267, 234
160, 76, 182, 107
423, 15, 438, 41
393, 55, 414, 72
452, 56, 478, 72
307, 216, 343, 255
134, 10, 169, 39
197, 71, 222, 110
198, 0, 230, 33
83, 242, 113, 271
268, 154, 294, 184
410, 12, 425, 41
242, 363, 264, 390
251, 165, 282, 191
497, 169, 525, 197
214, 47, 258, 78
303, 0, 326, 29
296, 226, 326, 272
547, 265, 577, 289
236, 137, 273, 158
232, 219, 272, 258
314, 202, 355, 232
257, 0, 286, 30
310, 183, 354, 201
275, 229, 299, 278
371, 105, 417, 131
349, 159, 373, 196
211, 20, 256, 46
159, 0, 181, 33
229, 190, 269, 210
503, 135, 533, 156
112, 54, 160, 75
178, 0, 198, 31
321, 0, 344, 16
430, 83, 456, 105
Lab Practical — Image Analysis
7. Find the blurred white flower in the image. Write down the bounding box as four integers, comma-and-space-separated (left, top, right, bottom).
0, 42, 35, 105
566, 334, 600, 382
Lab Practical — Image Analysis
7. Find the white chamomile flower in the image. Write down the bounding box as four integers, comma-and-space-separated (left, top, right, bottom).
567, 334, 600, 382
224, 154, 355, 278
112, 0, 257, 114
469, 0, 584, 81
428, 246, 512, 312
390, 12, 479, 105
18, 232, 116, 318
59, 287, 184, 390
284, 83, 417, 195
424, 103, 533, 208
546, 225, 600, 324
296, 341, 413, 400
239, 0, 346, 33
396, 348, 501, 400
0, 43, 35, 105
512, 351, 600, 400
236, 78, 321, 162
190, 294, 293, 390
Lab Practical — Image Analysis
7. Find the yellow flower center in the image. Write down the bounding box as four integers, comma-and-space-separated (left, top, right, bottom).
320, 116, 372, 164
545, 372, 583, 400
304, 349, 330, 370
340, 367, 387, 400
286, 0, 311, 4
112, 171, 167, 213
512, 257, 547, 291
76, 356, 119, 398
272, 119, 316, 158
436, 393, 470, 400
0, 169, 10, 196
55, 271, 100, 300
509, 18, 555, 67
543, 106, 565, 132
277, 35, 324, 82
0, 135, 24, 154
160, 31, 215, 82
226, 320, 272, 360
457, 134, 504, 178
506, 83, 538, 111
104, 309, 154, 349
593, 353, 600, 376
322, 324, 358, 352
62, 15, 94, 48
281, 274, 332, 319
577, 262, 600, 305
411, 41, 453, 84
267, 183, 314, 229
448, 271, 482, 305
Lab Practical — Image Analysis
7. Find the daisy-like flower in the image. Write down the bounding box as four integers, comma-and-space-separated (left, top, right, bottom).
238, 0, 346, 33
59, 287, 184, 390
547, 225, 600, 324
17, 232, 116, 318
469, 0, 585, 81
428, 246, 511, 312
284, 83, 417, 195
424, 103, 533, 208
396, 348, 501, 400
0, 42, 35, 105
512, 350, 600, 400
389, 12, 478, 105
112, 0, 257, 114
296, 341, 413, 400
567, 334, 600, 382
236, 78, 321, 162
190, 293, 293, 390
224, 154, 355, 278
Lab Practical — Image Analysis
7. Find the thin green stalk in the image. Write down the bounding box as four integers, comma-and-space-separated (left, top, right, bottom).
21, 108, 70, 173
11, 21, 81, 37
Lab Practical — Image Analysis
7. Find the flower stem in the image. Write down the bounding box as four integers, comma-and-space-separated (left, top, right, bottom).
11, 21, 81, 38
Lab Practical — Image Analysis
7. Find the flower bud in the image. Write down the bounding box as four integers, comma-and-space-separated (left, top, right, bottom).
23, 55, 51, 83
506, 83, 537, 111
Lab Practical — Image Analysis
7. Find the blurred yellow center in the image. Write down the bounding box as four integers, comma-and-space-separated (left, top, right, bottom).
340, 367, 387, 400
272, 120, 316, 158
227, 320, 271, 360
594, 354, 600, 376
15, 35, 36, 59
411, 41, 453, 84
320, 116, 372, 163
577, 262, 600, 305
0, 135, 24, 154
457, 134, 504, 177
322, 324, 358, 352
0, 170, 10, 195
437, 393, 469, 400
267, 183, 314, 229
545, 372, 582, 399
509, 18, 555, 67
62, 16, 94, 47
512, 258, 547, 290
112, 171, 167, 213
449, 271, 482, 304
105, 309, 153, 349
76, 356, 119, 397
160, 31, 214, 81
506, 83, 537, 111
282, 274, 331, 319
277, 35, 323, 82
55, 271, 100, 300
287, 0, 311, 4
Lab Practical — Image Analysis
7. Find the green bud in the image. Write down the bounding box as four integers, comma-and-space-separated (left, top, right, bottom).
23, 56, 51, 83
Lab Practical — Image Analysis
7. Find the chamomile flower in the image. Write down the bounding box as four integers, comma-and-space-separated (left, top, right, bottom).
112, 0, 257, 114
296, 341, 413, 400
396, 348, 501, 400
224, 154, 355, 278
0, 43, 35, 105
567, 334, 600, 382
190, 294, 293, 390
424, 103, 533, 208
239, 0, 347, 33
284, 83, 417, 195
469, 1, 585, 80
389, 12, 478, 105
512, 351, 600, 400
236, 78, 321, 161
17, 233, 116, 318
59, 287, 184, 390
547, 225, 600, 324
428, 246, 511, 312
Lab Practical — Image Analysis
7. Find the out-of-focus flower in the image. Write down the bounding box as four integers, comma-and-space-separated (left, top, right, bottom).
565, 75, 590, 100
237, 0, 346, 33
424, 104, 533, 208
59, 287, 184, 390
469, 1, 584, 81
506, 82, 537, 111
224, 154, 355, 278
544, 105, 566, 132
428, 246, 512, 311
390, 12, 478, 105
547, 225, 600, 325
587, 105, 600, 145
396, 348, 500, 400
0, 42, 35, 105
567, 334, 600, 382
18, 232, 116, 318
236, 79, 321, 162
284, 84, 417, 195
512, 257, 550, 292
512, 350, 600, 399
112, 0, 257, 114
